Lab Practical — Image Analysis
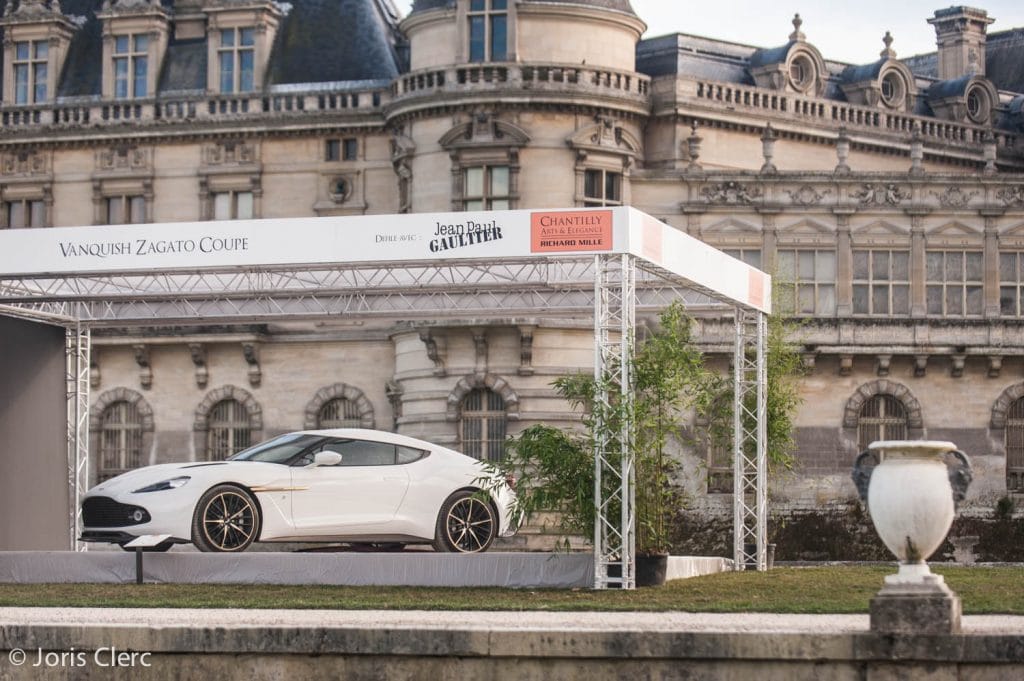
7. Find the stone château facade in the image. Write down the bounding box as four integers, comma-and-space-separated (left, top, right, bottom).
4, 0, 1024, 551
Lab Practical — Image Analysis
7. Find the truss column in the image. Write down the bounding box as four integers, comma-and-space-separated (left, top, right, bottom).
732, 309, 767, 571
593, 253, 636, 589
67, 321, 90, 552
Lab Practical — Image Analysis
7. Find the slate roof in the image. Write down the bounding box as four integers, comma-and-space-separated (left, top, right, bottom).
1, 0, 402, 98
410, 0, 637, 16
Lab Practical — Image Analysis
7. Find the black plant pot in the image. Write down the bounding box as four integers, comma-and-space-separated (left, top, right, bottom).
635, 553, 668, 587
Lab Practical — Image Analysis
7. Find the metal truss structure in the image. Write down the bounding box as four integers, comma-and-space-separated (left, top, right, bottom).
733, 310, 768, 571
0, 253, 767, 584
593, 254, 636, 589
66, 322, 90, 552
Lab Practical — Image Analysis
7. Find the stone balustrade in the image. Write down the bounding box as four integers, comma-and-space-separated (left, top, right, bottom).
686, 80, 1019, 152
0, 87, 391, 133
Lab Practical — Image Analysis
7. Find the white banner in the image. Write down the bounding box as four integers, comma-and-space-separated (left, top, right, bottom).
0, 207, 769, 313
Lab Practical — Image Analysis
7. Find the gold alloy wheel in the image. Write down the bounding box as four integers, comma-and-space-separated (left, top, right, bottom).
201, 489, 257, 551
444, 496, 495, 553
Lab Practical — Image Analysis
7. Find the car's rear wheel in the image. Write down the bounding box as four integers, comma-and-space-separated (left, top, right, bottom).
191, 484, 261, 552
432, 490, 497, 553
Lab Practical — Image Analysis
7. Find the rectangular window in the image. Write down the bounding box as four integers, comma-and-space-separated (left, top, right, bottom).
583, 169, 622, 207
463, 165, 510, 210
105, 196, 146, 225
1000, 252, 1024, 317
852, 249, 910, 316
5, 199, 45, 228
722, 248, 763, 270
468, 0, 508, 62
325, 139, 340, 161
776, 249, 836, 315
926, 249, 983, 316
212, 191, 254, 220
343, 138, 358, 161
13, 40, 47, 104
113, 34, 149, 99
218, 28, 256, 94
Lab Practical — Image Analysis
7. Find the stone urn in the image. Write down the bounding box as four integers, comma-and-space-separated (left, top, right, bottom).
852, 440, 973, 633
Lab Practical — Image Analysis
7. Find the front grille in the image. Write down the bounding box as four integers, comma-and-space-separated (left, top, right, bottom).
82, 496, 150, 528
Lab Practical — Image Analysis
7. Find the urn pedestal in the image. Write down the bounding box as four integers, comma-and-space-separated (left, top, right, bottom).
852, 440, 973, 635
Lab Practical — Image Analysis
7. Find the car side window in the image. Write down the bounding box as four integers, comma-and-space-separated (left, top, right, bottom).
333, 440, 397, 466
397, 446, 428, 464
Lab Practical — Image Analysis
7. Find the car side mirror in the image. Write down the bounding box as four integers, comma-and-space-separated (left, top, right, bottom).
310, 450, 342, 467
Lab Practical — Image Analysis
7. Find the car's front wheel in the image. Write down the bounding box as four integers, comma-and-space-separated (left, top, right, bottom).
433, 490, 497, 553
191, 484, 261, 552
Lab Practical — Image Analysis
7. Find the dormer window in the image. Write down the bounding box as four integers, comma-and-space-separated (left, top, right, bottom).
468, 0, 507, 62
218, 28, 256, 93
13, 41, 48, 105
880, 72, 906, 108
113, 35, 149, 99
788, 54, 815, 92
966, 86, 989, 123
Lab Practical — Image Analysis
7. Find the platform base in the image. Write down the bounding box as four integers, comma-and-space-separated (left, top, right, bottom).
870, 564, 962, 634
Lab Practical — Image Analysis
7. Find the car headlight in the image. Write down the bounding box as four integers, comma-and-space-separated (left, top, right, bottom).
133, 476, 191, 493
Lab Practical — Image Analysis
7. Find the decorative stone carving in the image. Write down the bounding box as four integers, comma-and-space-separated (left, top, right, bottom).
785, 185, 831, 206
909, 122, 924, 175
90, 357, 100, 389
133, 344, 152, 390
932, 187, 979, 208
418, 329, 445, 376
241, 342, 261, 388
914, 355, 928, 377
97, 146, 151, 172
685, 121, 702, 173
950, 354, 966, 378
189, 343, 208, 389
701, 181, 763, 205
760, 123, 777, 174
471, 327, 488, 377
851, 183, 910, 206
518, 325, 535, 376
839, 354, 853, 376
203, 140, 257, 167
835, 127, 850, 174
996, 186, 1024, 207
876, 354, 892, 377
1, 151, 50, 177
988, 355, 1002, 379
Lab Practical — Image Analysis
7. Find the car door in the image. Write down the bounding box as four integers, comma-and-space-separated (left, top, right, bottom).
288, 438, 411, 534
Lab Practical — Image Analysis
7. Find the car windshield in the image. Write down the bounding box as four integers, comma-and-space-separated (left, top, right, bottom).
228, 433, 324, 464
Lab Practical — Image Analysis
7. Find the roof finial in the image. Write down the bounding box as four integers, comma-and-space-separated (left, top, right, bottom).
789, 13, 805, 41
880, 31, 896, 59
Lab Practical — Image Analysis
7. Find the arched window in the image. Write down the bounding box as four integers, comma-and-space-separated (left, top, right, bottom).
99, 400, 143, 481
1006, 397, 1024, 492
206, 398, 252, 460
857, 394, 908, 450
317, 397, 362, 429
460, 388, 506, 461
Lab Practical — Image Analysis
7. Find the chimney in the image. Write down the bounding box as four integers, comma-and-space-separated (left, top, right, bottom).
927, 6, 994, 80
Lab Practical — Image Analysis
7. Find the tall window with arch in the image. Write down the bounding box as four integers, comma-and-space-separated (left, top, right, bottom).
206, 398, 252, 460
99, 400, 143, 481
857, 394, 908, 450
317, 397, 362, 429
1005, 397, 1024, 492
460, 387, 506, 461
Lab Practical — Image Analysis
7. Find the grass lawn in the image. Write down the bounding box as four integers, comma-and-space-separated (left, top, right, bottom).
0, 565, 1022, 613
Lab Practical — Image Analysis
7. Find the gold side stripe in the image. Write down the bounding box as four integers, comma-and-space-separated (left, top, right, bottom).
250, 486, 309, 493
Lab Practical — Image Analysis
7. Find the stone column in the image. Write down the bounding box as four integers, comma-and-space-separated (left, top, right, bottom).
909, 212, 927, 317
835, 210, 854, 316
983, 211, 1002, 317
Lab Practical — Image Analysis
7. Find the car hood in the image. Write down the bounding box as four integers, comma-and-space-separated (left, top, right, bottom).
85, 461, 288, 497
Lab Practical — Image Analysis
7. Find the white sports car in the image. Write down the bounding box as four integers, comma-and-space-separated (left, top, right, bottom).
80, 429, 517, 553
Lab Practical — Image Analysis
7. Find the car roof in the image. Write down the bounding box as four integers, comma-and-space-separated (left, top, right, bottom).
295, 428, 460, 454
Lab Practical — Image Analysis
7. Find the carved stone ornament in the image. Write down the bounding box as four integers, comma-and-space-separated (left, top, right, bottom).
997, 186, 1024, 207
932, 187, 979, 208
203, 141, 257, 167
785, 185, 831, 206
851, 183, 910, 206
701, 181, 763, 205
5, 0, 63, 20
1, 151, 49, 176
97, 146, 151, 172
